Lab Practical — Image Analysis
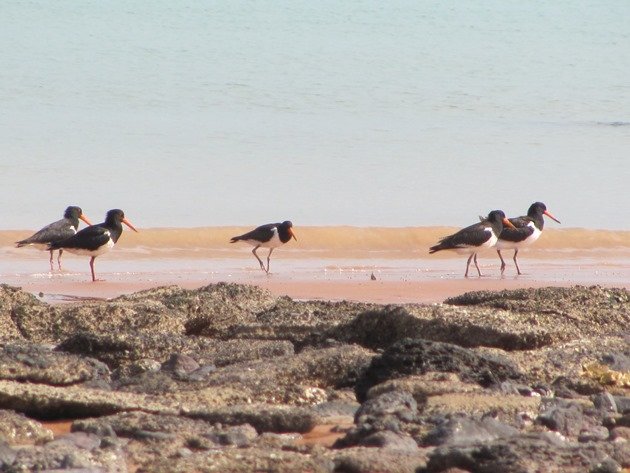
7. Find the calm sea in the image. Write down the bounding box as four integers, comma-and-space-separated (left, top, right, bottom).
1, 1, 629, 230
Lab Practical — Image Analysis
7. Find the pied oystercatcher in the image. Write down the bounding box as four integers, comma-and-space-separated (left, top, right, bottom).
16, 206, 92, 271
230, 221, 297, 273
495, 202, 561, 275
48, 209, 138, 282
429, 210, 516, 277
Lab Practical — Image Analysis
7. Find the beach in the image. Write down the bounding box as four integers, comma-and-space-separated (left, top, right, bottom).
6, 259, 630, 306
2, 226, 629, 304
1, 225, 629, 471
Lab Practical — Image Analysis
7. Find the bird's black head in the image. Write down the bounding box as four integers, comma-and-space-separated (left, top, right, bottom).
64, 206, 83, 219
527, 202, 547, 217
488, 210, 516, 230
279, 220, 297, 242
527, 201, 560, 224
105, 209, 126, 224
105, 209, 139, 233
487, 210, 507, 223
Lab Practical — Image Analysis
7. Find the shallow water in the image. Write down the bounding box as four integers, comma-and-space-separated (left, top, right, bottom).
2, 226, 629, 292
2, 226, 629, 257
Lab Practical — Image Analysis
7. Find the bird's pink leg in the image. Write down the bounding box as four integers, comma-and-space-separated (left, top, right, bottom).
57, 249, 64, 271
252, 246, 266, 272
513, 250, 522, 275
266, 248, 274, 274
497, 250, 507, 274
464, 254, 474, 278
89, 257, 104, 282
473, 253, 483, 277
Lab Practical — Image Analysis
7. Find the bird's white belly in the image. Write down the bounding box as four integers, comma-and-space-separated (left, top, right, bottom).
496, 224, 541, 250
247, 230, 283, 248
453, 228, 497, 254
483, 232, 499, 249
64, 239, 115, 257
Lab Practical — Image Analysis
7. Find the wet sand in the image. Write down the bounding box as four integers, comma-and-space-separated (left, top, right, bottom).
3, 225, 629, 304
3, 250, 629, 305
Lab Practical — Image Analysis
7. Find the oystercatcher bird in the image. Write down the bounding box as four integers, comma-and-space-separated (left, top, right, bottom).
495, 202, 561, 275
230, 221, 297, 273
429, 210, 516, 277
48, 209, 138, 282
16, 206, 92, 271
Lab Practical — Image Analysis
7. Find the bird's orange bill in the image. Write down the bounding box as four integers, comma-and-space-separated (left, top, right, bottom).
544, 210, 561, 224
289, 227, 297, 241
79, 214, 93, 226
122, 218, 139, 233
502, 218, 517, 229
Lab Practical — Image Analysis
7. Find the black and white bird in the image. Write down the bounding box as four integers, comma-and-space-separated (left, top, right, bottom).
495, 202, 561, 275
48, 209, 138, 282
230, 220, 297, 273
16, 206, 92, 271
429, 210, 516, 277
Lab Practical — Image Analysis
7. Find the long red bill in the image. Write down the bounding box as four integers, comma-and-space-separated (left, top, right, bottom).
289, 228, 297, 241
502, 218, 517, 229
543, 210, 561, 224
122, 218, 139, 233
79, 214, 93, 226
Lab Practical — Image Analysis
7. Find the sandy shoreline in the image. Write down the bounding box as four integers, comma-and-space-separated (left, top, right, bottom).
17, 277, 610, 306
3, 225, 629, 304
3, 252, 629, 305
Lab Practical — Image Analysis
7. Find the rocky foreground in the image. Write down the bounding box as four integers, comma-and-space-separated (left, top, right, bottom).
0, 283, 628, 472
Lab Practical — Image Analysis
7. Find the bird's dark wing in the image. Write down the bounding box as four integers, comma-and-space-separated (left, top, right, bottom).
16, 218, 75, 246
431, 222, 492, 251
499, 225, 534, 243
499, 217, 535, 243
447, 222, 493, 247
508, 216, 532, 228
231, 223, 277, 243
49, 224, 110, 250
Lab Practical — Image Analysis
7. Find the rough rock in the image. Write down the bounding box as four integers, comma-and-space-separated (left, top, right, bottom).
57, 331, 294, 371
445, 286, 630, 344
0, 431, 127, 473
499, 335, 630, 388
355, 338, 524, 402
73, 411, 258, 454
185, 404, 318, 433
118, 283, 278, 336
0, 283, 627, 472
0, 410, 54, 445
0, 284, 47, 342
225, 297, 376, 348
0, 341, 110, 386
420, 431, 628, 473
332, 304, 559, 351
136, 447, 335, 473
0, 380, 178, 419
334, 391, 419, 449
537, 398, 606, 439
11, 283, 279, 344
423, 391, 541, 423
112, 344, 373, 406
366, 372, 485, 403
423, 415, 519, 447
327, 446, 430, 473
